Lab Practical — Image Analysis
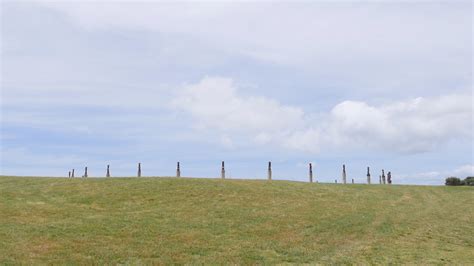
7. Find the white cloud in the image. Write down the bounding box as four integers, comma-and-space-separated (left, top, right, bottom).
39, 1, 471, 92
1, 2, 471, 182
453, 164, 474, 177
171, 77, 305, 134
319, 94, 473, 153
172, 76, 472, 154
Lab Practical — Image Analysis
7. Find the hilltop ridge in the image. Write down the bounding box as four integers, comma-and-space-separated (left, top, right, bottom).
0, 176, 473, 264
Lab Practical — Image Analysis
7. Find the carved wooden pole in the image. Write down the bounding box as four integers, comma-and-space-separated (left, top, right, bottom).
379, 175, 382, 184
335, 179, 337, 184
382, 169, 386, 184
387, 171, 392, 184
367, 167, 371, 184
309, 163, 313, 183
72, 169, 75, 178
221, 161, 225, 179
267, 161, 272, 180
352, 178, 354, 184
176, 162, 180, 178
106, 165, 110, 177
137, 163, 141, 177
342, 164, 347, 184
68, 171, 71, 178
84, 167, 88, 178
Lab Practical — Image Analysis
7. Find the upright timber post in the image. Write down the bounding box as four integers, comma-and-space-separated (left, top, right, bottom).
367, 167, 371, 184
267, 161, 272, 180
84, 167, 88, 178
342, 164, 347, 184
138, 163, 141, 177
176, 162, 181, 178
382, 169, 386, 184
72, 169, 75, 178
221, 161, 225, 179
379, 175, 382, 184
68, 171, 71, 178
309, 163, 313, 183
352, 178, 354, 184
106, 165, 110, 177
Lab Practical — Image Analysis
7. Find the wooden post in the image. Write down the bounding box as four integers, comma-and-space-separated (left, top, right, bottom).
379, 175, 382, 184
335, 179, 337, 184
176, 162, 180, 178
72, 169, 75, 178
352, 178, 354, 184
221, 161, 225, 179
68, 171, 71, 178
367, 167, 371, 184
342, 164, 347, 184
309, 163, 313, 183
382, 169, 386, 184
267, 161, 272, 180
84, 167, 88, 178
138, 163, 141, 177
106, 165, 110, 177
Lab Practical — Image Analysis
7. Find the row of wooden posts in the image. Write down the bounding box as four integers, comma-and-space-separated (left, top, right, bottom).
67, 162, 393, 184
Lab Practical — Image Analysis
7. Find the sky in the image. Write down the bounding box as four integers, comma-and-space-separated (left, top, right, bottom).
1, 1, 472, 185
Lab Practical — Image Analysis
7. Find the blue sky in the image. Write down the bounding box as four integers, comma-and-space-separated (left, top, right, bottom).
1, 1, 472, 184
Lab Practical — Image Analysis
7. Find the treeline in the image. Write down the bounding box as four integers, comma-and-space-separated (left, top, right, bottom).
445, 176, 474, 186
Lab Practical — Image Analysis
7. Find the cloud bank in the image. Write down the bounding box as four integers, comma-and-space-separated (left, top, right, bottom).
1, 2, 471, 184
172, 77, 472, 154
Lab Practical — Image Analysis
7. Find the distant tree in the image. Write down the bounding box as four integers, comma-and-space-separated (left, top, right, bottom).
463, 176, 474, 186
445, 177, 463, 186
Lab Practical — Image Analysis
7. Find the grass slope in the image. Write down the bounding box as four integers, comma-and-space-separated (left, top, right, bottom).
0, 176, 473, 264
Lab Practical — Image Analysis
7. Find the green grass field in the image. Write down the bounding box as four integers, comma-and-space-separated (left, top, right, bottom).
0, 176, 473, 264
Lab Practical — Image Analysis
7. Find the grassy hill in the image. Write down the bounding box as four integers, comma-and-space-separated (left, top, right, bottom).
0, 176, 473, 264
